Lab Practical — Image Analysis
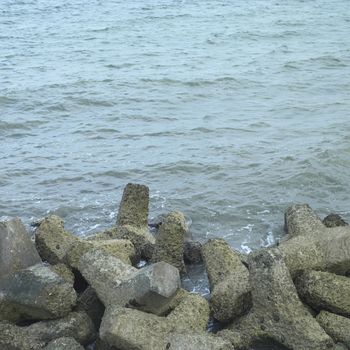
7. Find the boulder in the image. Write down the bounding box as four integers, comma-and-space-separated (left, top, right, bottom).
76, 287, 105, 329
35, 215, 78, 264
296, 270, 350, 315
116, 225, 155, 260
218, 249, 333, 350
100, 294, 209, 350
116, 183, 149, 228
0, 263, 76, 322
77, 249, 137, 306
316, 311, 350, 348
50, 263, 75, 285
202, 239, 251, 323
129, 261, 181, 314
43, 337, 84, 350
152, 212, 188, 273
184, 240, 203, 264
0, 218, 41, 278
0, 311, 95, 349
323, 213, 348, 228
280, 204, 350, 276
165, 333, 234, 350
65, 238, 135, 268
79, 249, 180, 314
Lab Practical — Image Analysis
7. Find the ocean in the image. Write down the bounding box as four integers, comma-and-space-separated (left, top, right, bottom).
1, 0, 350, 298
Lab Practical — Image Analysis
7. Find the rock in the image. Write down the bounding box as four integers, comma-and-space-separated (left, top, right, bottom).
279, 204, 350, 276
50, 263, 75, 285
27, 311, 95, 346
152, 212, 188, 273
77, 249, 137, 306
165, 333, 234, 350
35, 215, 78, 264
65, 238, 135, 268
202, 238, 251, 323
296, 270, 350, 315
184, 240, 202, 264
323, 213, 348, 228
76, 287, 105, 329
130, 261, 181, 314
116, 225, 155, 260
0, 263, 76, 322
79, 249, 180, 314
0, 218, 41, 278
0, 311, 95, 349
100, 294, 209, 350
316, 311, 350, 348
117, 183, 149, 228
218, 249, 333, 350
43, 337, 84, 350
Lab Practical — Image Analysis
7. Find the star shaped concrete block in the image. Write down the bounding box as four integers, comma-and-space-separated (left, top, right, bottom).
78, 249, 180, 314
218, 248, 334, 350
281, 204, 350, 276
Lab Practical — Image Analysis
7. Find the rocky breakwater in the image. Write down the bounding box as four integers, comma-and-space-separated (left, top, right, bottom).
1, 184, 350, 350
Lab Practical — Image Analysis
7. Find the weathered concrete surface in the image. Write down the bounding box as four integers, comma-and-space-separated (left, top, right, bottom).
130, 261, 181, 314
50, 263, 75, 285
43, 337, 84, 350
76, 287, 105, 329
117, 183, 149, 228
280, 204, 350, 276
218, 249, 333, 350
0, 311, 95, 349
0, 263, 76, 322
79, 249, 180, 313
116, 225, 155, 260
316, 311, 350, 348
78, 249, 136, 306
202, 238, 251, 323
65, 238, 135, 268
0, 218, 41, 278
323, 213, 348, 228
152, 211, 188, 273
166, 333, 234, 350
296, 270, 350, 315
35, 215, 78, 264
100, 293, 209, 350
184, 240, 203, 264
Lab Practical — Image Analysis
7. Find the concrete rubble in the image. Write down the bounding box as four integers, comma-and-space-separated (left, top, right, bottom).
1, 184, 350, 350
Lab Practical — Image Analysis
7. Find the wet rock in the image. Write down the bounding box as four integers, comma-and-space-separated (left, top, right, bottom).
296, 270, 350, 315
43, 337, 84, 350
152, 211, 188, 273
166, 333, 234, 350
280, 204, 350, 276
76, 287, 105, 330
323, 213, 349, 228
35, 215, 78, 264
316, 311, 350, 348
202, 238, 251, 322
184, 240, 203, 264
100, 294, 209, 350
218, 249, 333, 350
0, 311, 95, 349
0, 263, 76, 322
117, 183, 149, 228
65, 238, 135, 268
0, 218, 41, 278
